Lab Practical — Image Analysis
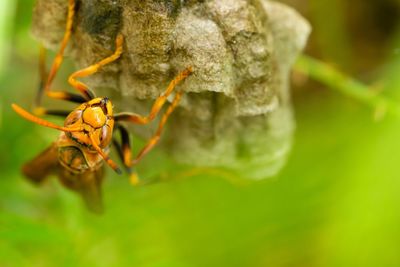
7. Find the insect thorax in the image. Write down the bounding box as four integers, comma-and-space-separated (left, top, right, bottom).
57, 132, 104, 174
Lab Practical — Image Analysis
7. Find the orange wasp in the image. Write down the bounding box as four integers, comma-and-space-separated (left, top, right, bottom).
12, 0, 192, 213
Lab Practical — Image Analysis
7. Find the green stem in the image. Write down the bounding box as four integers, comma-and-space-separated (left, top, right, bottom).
294, 54, 400, 118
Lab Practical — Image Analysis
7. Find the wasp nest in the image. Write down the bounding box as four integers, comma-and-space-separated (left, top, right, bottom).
32, 0, 311, 179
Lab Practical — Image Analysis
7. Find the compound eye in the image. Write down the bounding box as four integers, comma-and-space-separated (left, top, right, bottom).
99, 125, 112, 147
64, 110, 83, 127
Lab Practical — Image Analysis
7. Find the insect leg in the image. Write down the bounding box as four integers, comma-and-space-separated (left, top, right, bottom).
114, 125, 132, 168
114, 67, 192, 124
35, 46, 87, 108
113, 125, 140, 185
39, 0, 86, 102
34, 45, 47, 107
68, 34, 124, 100
131, 90, 183, 166
33, 108, 71, 117
34, 49, 83, 115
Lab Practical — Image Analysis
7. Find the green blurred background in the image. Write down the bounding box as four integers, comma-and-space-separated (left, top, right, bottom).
1, 0, 400, 266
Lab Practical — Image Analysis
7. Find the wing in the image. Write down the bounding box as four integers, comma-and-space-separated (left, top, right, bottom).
23, 143, 104, 213
22, 143, 59, 184
57, 167, 105, 214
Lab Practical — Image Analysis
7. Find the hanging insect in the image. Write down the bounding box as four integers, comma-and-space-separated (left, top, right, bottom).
12, 0, 192, 213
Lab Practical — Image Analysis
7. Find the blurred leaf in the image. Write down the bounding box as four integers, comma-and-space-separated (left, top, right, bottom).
0, 0, 16, 76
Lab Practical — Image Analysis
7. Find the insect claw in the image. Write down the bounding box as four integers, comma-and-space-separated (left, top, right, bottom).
33, 107, 46, 116
129, 172, 140, 186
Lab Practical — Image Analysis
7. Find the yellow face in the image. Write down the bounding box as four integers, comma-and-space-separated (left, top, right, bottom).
83, 98, 113, 128
64, 97, 114, 149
